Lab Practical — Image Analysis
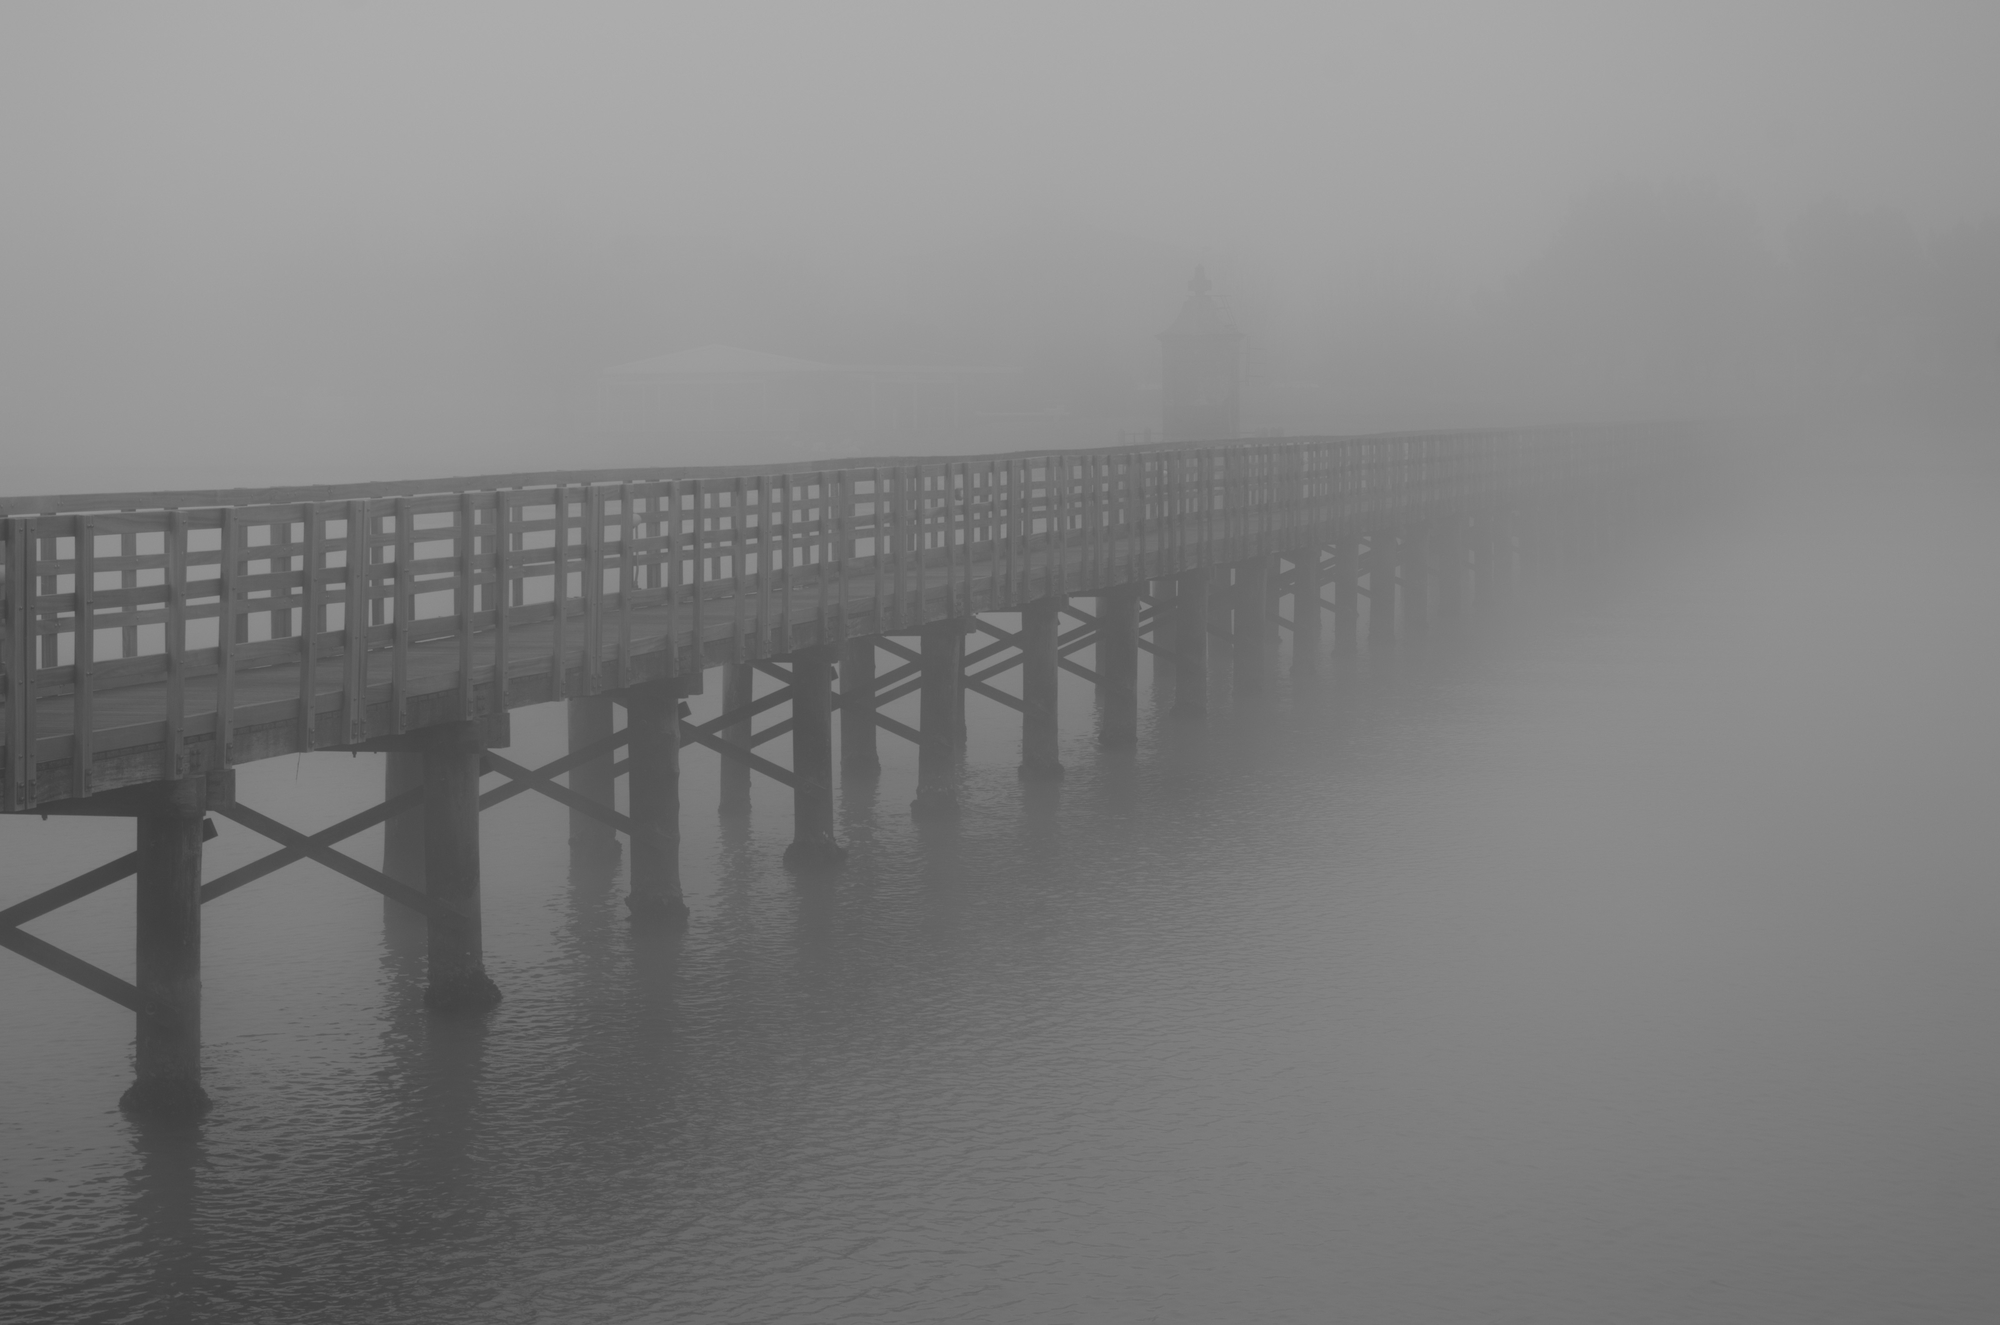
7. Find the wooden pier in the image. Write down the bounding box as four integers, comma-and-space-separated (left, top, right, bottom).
0, 425, 1664, 1116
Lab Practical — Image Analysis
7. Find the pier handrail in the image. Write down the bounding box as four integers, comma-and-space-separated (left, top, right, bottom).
1, 425, 1661, 809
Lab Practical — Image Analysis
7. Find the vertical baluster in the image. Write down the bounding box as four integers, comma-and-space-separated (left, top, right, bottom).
664, 479, 683, 677
834, 469, 851, 644
341, 501, 366, 743
870, 467, 885, 634
457, 491, 477, 718
5, 519, 35, 807
618, 481, 636, 688
390, 498, 411, 733
583, 485, 604, 694
493, 490, 512, 709
729, 475, 746, 663
548, 485, 568, 701
71, 519, 94, 798
298, 502, 322, 749
216, 508, 240, 761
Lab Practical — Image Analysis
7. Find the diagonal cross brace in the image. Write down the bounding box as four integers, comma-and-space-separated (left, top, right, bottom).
211, 801, 452, 921
483, 752, 638, 835
0, 817, 219, 930
203, 793, 421, 903
0, 925, 176, 1026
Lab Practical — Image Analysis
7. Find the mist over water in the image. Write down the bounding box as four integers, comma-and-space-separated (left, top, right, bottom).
4, 426, 1997, 1322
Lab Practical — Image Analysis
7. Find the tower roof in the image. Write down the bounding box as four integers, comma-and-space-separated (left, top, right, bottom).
1163, 266, 1236, 338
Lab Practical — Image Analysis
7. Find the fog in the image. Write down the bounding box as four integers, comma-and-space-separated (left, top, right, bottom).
4, 2, 1996, 491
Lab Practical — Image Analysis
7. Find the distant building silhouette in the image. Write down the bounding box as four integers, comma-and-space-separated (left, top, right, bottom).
1160, 268, 1241, 442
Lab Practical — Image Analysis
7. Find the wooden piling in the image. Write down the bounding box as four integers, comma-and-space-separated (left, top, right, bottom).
719, 661, 753, 816
1331, 537, 1358, 654
1232, 555, 1268, 693
911, 620, 963, 819
381, 749, 426, 926
566, 695, 619, 866
623, 681, 688, 923
421, 721, 500, 1013
1288, 547, 1323, 669
1096, 584, 1139, 747
783, 646, 848, 867
840, 636, 881, 776
120, 777, 210, 1118
1369, 535, 1397, 644
1173, 568, 1209, 717
1019, 596, 1064, 780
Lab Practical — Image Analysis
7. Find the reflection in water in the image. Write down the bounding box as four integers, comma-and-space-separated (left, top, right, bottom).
8, 436, 2000, 1322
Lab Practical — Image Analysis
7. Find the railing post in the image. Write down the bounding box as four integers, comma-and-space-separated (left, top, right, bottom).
1096, 583, 1139, 747
840, 636, 881, 776
719, 661, 753, 816
910, 619, 963, 819
1173, 567, 1209, 718
422, 720, 500, 1013
121, 776, 211, 1118
783, 645, 847, 868
1019, 595, 1064, 780
567, 695, 620, 868
623, 680, 689, 924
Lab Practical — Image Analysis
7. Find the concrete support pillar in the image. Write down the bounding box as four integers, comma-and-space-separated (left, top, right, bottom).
1288, 547, 1323, 668
1096, 584, 1139, 747
1019, 596, 1064, 780
566, 695, 619, 867
840, 636, 881, 777
623, 681, 688, 924
1172, 568, 1210, 718
784, 646, 847, 867
382, 749, 426, 925
121, 777, 210, 1118
911, 621, 963, 819
421, 721, 500, 1013
1331, 538, 1359, 655
1231, 556, 1269, 693
718, 662, 753, 817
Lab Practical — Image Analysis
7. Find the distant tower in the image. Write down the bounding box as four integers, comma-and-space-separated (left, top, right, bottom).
1160, 267, 1241, 442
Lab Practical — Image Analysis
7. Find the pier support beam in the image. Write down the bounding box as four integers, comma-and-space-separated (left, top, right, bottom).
622, 681, 689, 924
382, 750, 425, 924
1019, 596, 1064, 780
1096, 584, 1139, 747
566, 695, 619, 867
422, 721, 500, 1013
911, 620, 963, 819
840, 637, 881, 777
719, 662, 753, 817
1232, 555, 1269, 693
121, 777, 211, 1118
784, 646, 848, 867
1172, 568, 1210, 718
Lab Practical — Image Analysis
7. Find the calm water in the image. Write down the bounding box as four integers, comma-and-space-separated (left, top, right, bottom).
6, 434, 1999, 1323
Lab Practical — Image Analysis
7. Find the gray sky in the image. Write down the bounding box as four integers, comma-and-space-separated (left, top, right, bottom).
3, 2, 1994, 488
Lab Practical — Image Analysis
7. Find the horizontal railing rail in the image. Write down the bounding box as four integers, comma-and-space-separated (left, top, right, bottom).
0, 425, 1664, 808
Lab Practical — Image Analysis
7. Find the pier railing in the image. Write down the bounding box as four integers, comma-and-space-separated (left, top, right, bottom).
0, 426, 1639, 809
